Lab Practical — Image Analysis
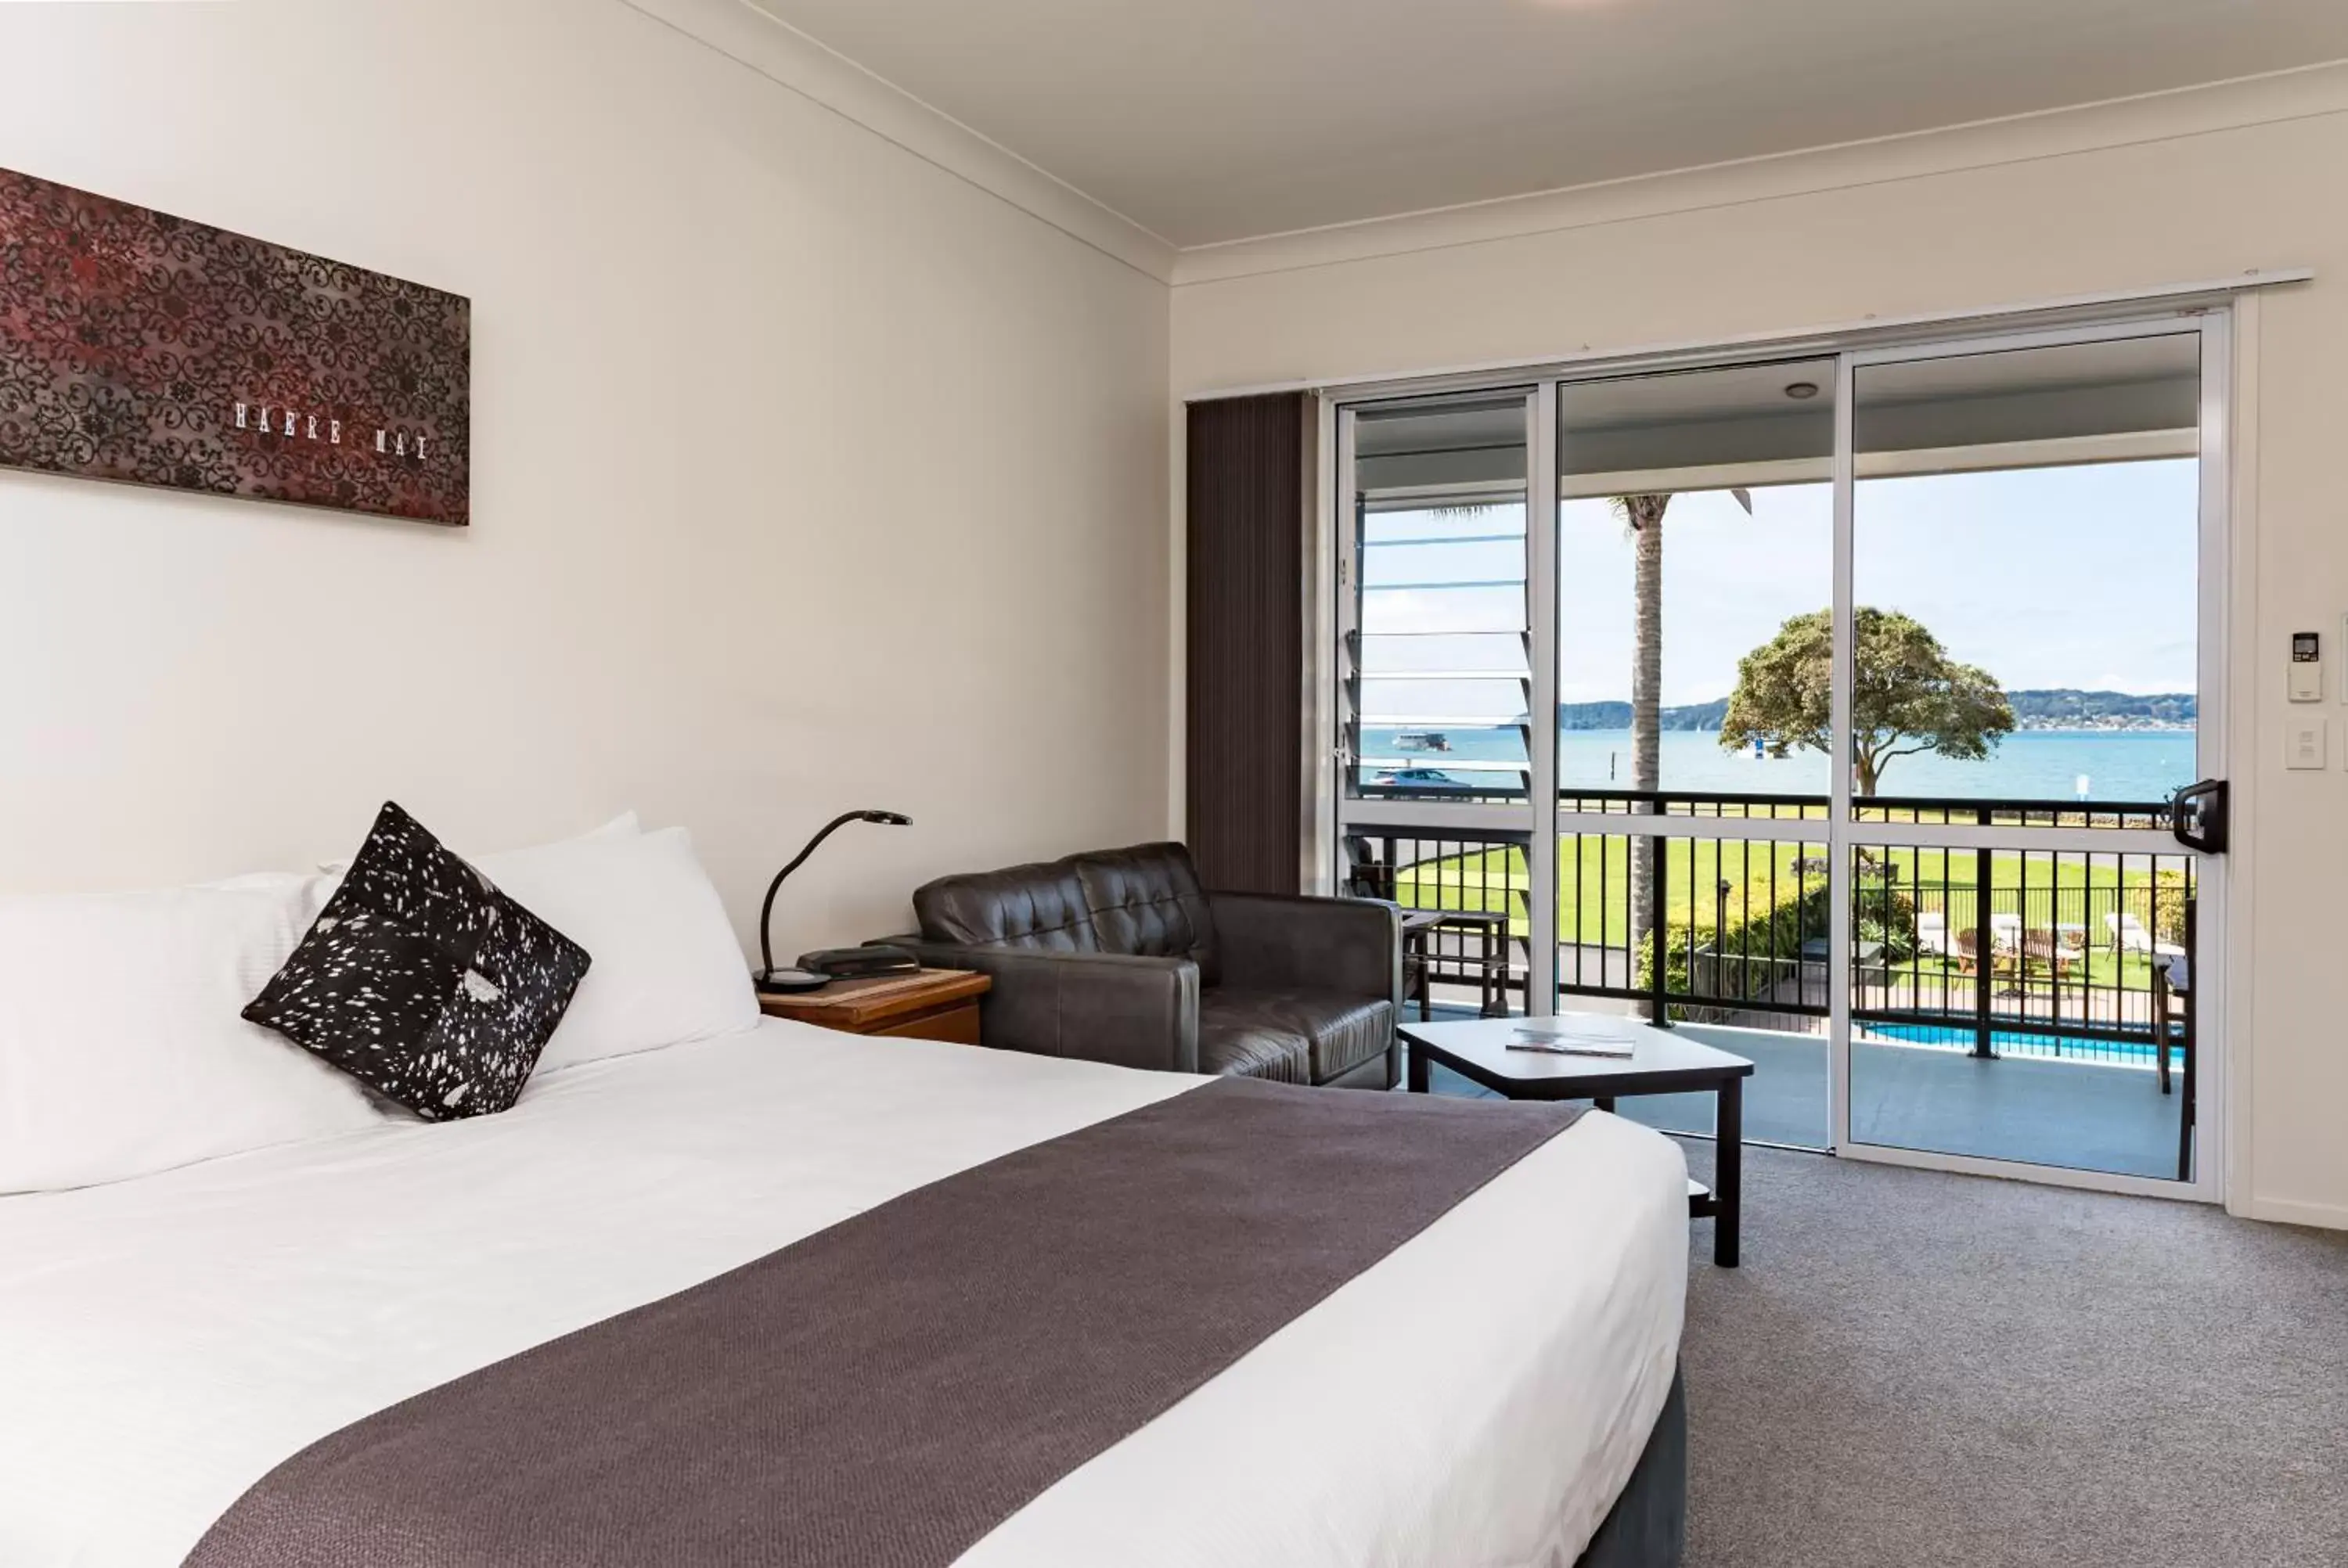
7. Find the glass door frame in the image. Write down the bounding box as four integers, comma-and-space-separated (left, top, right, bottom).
1830, 313, 2229, 1203
1321, 306, 2231, 1204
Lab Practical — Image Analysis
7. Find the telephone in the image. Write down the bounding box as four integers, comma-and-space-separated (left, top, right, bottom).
798, 944, 921, 980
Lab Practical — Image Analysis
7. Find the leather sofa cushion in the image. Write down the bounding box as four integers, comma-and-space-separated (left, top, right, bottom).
1195, 993, 1312, 1084
1197, 989, 1392, 1084
913, 861, 1099, 951
1072, 843, 1220, 985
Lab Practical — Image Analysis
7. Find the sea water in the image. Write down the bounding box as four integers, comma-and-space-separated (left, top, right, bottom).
1364, 727, 2199, 803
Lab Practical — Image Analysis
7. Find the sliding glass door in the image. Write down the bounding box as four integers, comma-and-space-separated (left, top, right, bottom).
1838, 324, 2222, 1185
1551, 359, 1837, 1149
1329, 312, 2227, 1197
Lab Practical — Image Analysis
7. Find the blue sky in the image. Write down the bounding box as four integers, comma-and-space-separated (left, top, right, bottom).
1363, 458, 2199, 713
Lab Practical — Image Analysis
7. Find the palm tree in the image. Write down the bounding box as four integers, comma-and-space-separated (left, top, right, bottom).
1609, 487, 1748, 1016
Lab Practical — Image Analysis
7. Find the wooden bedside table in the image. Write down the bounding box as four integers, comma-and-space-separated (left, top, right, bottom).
757, 967, 990, 1045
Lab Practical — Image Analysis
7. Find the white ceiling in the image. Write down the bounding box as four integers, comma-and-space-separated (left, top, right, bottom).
743, 0, 2348, 250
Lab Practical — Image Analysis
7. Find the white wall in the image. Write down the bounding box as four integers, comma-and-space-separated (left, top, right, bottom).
0, 0, 1170, 961
1172, 67, 2348, 1228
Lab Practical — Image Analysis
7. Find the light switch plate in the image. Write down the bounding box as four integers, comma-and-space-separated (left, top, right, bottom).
2286, 717, 2328, 770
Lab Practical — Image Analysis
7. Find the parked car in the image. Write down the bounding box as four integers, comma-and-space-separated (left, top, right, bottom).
1370, 766, 1469, 791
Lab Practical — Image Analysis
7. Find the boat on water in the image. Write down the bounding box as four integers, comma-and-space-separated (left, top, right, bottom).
1394, 730, 1453, 753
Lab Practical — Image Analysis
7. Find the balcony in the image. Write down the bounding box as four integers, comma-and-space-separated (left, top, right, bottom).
1350, 793, 2197, 1182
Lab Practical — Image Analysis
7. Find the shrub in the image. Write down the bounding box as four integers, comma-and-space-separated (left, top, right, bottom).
2152, 869, 2191, 947
1635, 876, 1916, 1020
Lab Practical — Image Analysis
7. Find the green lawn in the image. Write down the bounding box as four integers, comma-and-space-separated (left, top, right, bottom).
1391, 837, 2186, 965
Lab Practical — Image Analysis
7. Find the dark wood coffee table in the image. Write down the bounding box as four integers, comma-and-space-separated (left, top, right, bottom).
1400, 1013, 1756, 1267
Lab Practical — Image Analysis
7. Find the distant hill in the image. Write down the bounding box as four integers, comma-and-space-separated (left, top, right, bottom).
2005, 690, 2195, 731
1558, 699, 1724, 732
1558, 689, 2193, 732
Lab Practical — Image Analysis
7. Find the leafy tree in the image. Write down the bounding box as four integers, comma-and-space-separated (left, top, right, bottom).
1720, 607, 2015, 796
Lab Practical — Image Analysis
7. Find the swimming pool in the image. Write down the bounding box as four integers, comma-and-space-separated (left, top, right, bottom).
1860, 1020, 2175, 1066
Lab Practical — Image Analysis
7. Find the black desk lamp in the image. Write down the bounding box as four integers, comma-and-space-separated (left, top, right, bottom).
756, 810, 913, 994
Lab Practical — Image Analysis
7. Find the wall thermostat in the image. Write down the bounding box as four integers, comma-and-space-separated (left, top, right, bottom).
2289, 631, 2324, 703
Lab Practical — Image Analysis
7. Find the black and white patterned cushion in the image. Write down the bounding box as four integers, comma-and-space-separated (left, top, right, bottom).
243, 802, 591, 1120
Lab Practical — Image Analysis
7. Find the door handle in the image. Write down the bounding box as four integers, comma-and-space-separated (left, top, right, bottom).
2170, 779, 2227, 854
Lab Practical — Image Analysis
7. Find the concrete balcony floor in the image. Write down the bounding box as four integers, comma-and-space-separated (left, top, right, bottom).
1410, 1009, 2191, 1182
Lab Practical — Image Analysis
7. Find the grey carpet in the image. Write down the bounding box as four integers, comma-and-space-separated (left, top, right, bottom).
1675, 1141, 2348, 1568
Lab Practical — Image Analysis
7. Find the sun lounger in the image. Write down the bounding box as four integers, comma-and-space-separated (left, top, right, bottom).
2105, 911, 2186, 958
1916, 911, 1950, 955
1990, 912, 2022, 952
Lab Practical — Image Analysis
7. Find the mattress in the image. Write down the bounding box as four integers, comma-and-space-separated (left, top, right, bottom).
0, 1020, 1689, 1567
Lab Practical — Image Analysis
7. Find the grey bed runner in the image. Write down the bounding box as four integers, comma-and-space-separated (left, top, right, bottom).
185, 1077, 1586, 1568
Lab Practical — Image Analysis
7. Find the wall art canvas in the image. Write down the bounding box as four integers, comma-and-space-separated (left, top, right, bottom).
0, 167, 469, 526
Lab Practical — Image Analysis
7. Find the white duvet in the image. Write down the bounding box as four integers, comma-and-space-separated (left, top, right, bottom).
0, 1021, 1688, 1568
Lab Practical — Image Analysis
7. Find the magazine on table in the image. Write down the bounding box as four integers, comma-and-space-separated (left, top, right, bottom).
1505, 1019, 1638, 1059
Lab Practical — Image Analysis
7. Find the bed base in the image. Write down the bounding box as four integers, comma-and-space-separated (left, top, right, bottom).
1575, 1365, 1687, 1568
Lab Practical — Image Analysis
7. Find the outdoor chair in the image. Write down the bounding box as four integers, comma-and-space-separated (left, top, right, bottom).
2150, 901, 2198, 1181
2106, 911, 2186, 958
2023, 928, 2079, 983
1955, 929, 2021, 991
1342, 835, 1517, 1020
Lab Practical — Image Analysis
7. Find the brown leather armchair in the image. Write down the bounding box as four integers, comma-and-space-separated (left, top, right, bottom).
881, 843, 1401, 1088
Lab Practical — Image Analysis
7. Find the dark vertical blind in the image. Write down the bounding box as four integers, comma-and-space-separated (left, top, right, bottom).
1186, 392, 1306, 894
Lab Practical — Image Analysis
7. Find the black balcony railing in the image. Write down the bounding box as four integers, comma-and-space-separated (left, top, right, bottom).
1345, 790, 2195, 1070
1558, 786, 1827, 820
1855, 794, 2174, 832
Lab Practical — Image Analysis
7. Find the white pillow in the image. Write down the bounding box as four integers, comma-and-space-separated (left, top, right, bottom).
482, 827, 759, 1074
0, 879, 387, 1195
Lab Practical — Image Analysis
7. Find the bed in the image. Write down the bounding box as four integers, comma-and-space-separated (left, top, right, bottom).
0, 810, 1690, 1566
0, 1019, 1687, 1566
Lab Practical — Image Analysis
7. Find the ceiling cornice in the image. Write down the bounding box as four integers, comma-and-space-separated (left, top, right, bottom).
1172, 59, 2348, 288
616, 0, 1179, 283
